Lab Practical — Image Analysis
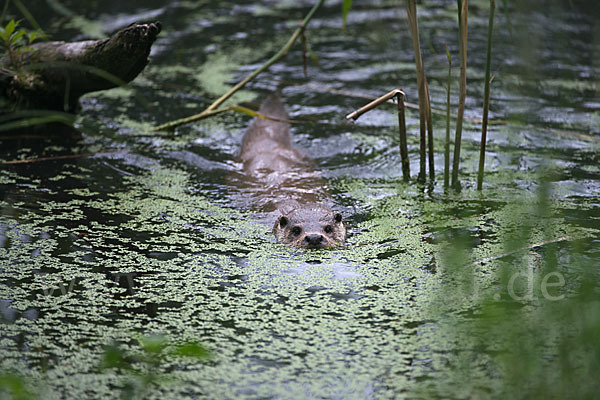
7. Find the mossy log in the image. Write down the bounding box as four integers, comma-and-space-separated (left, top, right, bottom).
0, 21, 161, 112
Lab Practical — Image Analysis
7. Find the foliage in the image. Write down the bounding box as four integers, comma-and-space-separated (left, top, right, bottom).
0, 19, 45, 70
99, 335, 210, 400
342, 0, 353, 30
432, 174, 600, 399
0, 335, 210, 400
0, 372, 37, 400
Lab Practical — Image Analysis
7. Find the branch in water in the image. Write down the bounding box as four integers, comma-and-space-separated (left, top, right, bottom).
154, 0, 326, 131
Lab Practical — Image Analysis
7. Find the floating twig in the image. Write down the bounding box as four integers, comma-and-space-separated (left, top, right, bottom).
0, 110, 77, 132
154, 0, 325, 131
0, 152, 123, 165
160, 104, 304, 126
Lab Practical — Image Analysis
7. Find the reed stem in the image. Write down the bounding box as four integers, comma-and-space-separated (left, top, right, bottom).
477, 0, 495, 191
444, 45, 452, 188
451, 0, 468, 189
345, 89, 404, 120
344, 89, 409, 180
406, 0, 428, 183
397, 92, 410, 181
424, 74, 434, 181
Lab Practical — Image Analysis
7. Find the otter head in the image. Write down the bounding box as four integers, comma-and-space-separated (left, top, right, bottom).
272, 204, 346, 249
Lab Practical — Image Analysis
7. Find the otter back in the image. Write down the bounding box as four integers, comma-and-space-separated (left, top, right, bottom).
238, 93, 346, 249
240, 93, 305, 176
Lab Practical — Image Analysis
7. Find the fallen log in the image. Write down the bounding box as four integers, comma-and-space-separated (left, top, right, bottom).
1, 21, 161, 112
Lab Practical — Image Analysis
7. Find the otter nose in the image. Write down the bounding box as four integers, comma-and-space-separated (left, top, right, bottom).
304, 234, 324, 247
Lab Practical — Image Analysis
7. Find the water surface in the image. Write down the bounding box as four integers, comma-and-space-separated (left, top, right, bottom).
1, 1, 599, 399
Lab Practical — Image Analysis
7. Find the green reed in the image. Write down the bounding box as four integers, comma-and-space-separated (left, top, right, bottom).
405, 0, 430, 183
477, 0, 496, 191
452, 0, 468, 189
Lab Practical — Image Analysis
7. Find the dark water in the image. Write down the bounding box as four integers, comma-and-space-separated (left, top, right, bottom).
1, 1, 599, 399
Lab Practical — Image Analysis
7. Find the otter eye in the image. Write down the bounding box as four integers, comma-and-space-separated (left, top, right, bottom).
334, 213, 343, 223
279, 216, 289, 228
324, 225, 333, 234
291, 226, 302, 236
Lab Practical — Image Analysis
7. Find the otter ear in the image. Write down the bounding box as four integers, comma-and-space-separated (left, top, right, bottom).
334, 213, 343, 223
278, 215, 289, 228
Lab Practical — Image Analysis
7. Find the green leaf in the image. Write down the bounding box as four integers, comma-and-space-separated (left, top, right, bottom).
0, 373, 35, 400
138, 335, 168, 354
230, 105, 295, 123
4, 20, 17, 37
10, 30, 26, 46
99, 344, 131, 370
307, 45, 320, 66
230, 105, 261, 118
171, 342, 210, 359
27, 30, 45, 43
0, 114, 76, 131
342, 0, 353, 30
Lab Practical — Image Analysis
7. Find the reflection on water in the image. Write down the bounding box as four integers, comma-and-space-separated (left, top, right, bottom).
1, 0, 599, 398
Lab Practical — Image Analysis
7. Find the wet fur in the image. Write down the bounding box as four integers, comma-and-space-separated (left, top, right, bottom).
240, 93, 346, 249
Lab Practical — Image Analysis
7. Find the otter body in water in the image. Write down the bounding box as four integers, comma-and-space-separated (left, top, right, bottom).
239, 93, 346, 249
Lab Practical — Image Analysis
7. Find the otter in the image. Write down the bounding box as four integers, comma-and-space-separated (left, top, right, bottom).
238, 92, 346, 249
